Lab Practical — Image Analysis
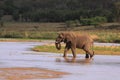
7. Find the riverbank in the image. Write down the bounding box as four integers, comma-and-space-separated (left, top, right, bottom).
0, 22, 120, 43
0, 67, 68, 80
0, 38, 41, 42
32, 42, 120, 55
0, 38, 119, 55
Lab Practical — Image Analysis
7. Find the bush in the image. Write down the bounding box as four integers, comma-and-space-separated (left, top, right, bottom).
80, 16, 107, 26
65, 20, 80, 29
3, 32, 23, 38
80, 18, 91, 25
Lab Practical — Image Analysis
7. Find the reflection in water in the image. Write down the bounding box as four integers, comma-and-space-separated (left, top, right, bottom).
56, 57, 93, 65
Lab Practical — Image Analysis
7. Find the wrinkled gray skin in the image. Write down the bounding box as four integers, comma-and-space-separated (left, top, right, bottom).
55, 32, 94, 59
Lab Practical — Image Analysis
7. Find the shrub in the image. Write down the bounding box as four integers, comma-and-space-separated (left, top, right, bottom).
3, 32, 23, 38
80, 16, 107, 26
65, 20, 81, 29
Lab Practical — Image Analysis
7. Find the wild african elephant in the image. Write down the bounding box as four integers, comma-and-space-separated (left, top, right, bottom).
55, 32, 94, 59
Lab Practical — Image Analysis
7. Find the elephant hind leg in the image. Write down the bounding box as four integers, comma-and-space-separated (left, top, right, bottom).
90, 51, 94, 58
85, 53, 89, 58
71, 47, 76, 58
84, 49, 94, 59
83, 45, 94, 59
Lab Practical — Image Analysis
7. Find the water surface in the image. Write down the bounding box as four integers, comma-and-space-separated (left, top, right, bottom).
0, 42, 120, 80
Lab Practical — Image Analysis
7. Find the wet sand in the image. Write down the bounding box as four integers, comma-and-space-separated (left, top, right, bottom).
0, 67, 68, 80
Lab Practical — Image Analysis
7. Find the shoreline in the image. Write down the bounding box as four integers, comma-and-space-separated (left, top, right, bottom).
0, 38, 119, 45
0, 67, 69, 80
32, 42, 120, 55
0, 38, 41, 42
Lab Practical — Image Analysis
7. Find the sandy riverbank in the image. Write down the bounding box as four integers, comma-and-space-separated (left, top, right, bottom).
0, 67, 68, 80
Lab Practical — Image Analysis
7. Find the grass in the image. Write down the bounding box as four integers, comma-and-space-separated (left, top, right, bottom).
93, 46, 120, 55
0, 22, 119, 55
0, 22, 120, 43
32, 45, 120, 55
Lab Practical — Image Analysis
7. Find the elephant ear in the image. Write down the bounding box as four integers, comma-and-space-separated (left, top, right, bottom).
64, 33, 72, 43
60, 33, 64, 38
57, 32, 64, 38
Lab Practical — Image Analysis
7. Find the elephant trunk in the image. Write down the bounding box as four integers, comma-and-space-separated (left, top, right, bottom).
55, 42, 61, 50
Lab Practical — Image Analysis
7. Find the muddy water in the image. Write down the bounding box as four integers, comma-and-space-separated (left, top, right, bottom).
0, 42, 120, 80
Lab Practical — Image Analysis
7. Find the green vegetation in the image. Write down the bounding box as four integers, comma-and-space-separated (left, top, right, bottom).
0, 0, 119, 55
32, 45, 120, 55
97, 32, 120, 43
0, 0, 120, 23
80, 16, 107, 26
0, 22, 120, 43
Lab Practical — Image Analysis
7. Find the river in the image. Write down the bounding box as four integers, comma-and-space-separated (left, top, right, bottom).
0, 42, 120, 80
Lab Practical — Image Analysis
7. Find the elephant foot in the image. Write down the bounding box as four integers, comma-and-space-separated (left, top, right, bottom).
90, 54, 94, 59
90, 51, 94, 58
85, 54, 89, 58
63, 55, 66, 57
72, 54, 76, 58
73, 56, 76, 58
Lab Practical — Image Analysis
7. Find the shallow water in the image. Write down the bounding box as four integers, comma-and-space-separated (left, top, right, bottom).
0, 42, 120, 80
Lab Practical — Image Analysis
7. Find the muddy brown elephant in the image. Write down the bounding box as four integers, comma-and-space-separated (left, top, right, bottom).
55, 32, 94, 59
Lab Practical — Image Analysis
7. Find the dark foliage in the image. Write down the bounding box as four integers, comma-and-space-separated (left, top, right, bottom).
0, 0, 120, 22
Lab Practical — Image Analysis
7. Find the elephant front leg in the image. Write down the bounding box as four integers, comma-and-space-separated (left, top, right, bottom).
71, 47, 76, 58
63, 48, 67, 57
63, 47, 70, 57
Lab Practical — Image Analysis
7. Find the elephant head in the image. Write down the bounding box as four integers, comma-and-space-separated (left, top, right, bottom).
55, 32, 73, 50
55, 33, 64, 50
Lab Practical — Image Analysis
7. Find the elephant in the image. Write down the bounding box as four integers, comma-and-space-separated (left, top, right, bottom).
55, 32, 94, 59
